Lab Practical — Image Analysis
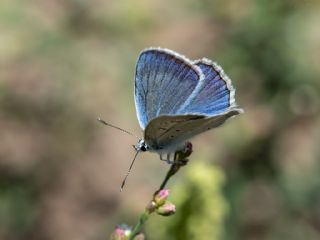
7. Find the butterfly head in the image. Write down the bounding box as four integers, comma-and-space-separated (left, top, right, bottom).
134, 139, 148, 152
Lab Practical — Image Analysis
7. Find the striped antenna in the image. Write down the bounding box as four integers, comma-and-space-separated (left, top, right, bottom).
97, 117, 138, 139
120, 150, 140, 191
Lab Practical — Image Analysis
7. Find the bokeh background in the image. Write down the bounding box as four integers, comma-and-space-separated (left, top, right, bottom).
1, 0, 320, 239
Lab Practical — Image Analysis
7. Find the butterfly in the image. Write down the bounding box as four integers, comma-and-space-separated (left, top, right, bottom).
133, 47, 243, 160
99, 47, 243, 190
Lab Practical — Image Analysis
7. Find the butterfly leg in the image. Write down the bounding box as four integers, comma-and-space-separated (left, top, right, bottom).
159, 154, 174, 164
164, 153, 174, 164
160, 154, 167, 162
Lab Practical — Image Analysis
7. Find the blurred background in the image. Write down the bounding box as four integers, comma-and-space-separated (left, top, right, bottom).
0, 0, 320, 239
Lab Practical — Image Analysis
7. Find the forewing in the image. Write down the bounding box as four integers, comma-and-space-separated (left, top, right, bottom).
144, 110, 241, 151
134, 48, 203, 129
178, 58, 241, 116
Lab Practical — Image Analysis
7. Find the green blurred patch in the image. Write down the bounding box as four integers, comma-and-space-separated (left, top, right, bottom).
146, 162, 228, 240
0, 176, 38, 238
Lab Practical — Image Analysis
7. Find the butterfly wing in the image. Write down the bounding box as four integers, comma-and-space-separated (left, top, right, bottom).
144, 109, 241, 152
177, 58, 241, 116
134, 48, 203, 129
144, 57, 243, 152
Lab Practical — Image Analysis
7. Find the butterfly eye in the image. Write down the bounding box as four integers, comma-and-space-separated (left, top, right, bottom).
140, 145, 147, 152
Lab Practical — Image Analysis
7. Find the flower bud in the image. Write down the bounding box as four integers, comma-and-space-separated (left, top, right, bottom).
145, 200, 157, 213
110, 224, 131, 240
174, 142, 193, 163
154, 189, 170, 207
156, 202, 176, 216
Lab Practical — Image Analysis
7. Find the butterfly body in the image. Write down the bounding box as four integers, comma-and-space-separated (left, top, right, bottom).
134, 47, 243, 159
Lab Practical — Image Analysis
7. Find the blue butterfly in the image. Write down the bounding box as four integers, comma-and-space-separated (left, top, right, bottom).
134, 47, 243, 160
99, 47, 243, 190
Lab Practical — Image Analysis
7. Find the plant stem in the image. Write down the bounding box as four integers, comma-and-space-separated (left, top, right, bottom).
128, 142, 192, 239
128, 164, 176, 240
159, 164, 177, 190
129, 211, 150, 240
